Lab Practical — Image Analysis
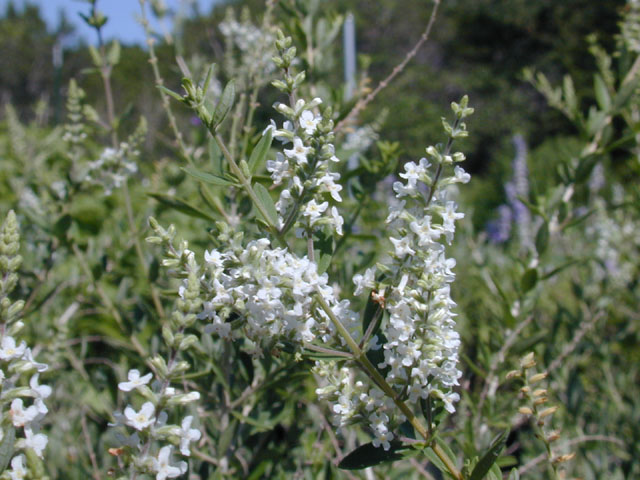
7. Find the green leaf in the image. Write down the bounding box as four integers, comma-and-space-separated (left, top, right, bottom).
563, 75, 577, 117
209, 137, 224, 176
535, 221, 549, 255
0, 423, 15, 471
521, 268, 538, 293
253, 183, 278, 226
157, 85, 184, 102
594, 74, 611, 111
424, 447, 450, 477
541, 259, 580, 280
182, 166, 236, 186
613, 75, 640, 111
148, 192, 217, 222
217, 418, 237, 455
489, 273, 516, 328
248, 129, 273, 173
211, 79, 236, 129
107, 39, 121, 66
339, 441, 412, 470
88, 45, 102, 67
470, 430, 509, 480
508, 468, 520, 480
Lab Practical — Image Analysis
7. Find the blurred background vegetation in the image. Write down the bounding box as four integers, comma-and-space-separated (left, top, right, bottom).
0, 0, 628, 229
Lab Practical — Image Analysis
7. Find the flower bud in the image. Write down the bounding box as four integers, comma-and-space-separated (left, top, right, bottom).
530, 372, 548, 383
539, 406, 558, 418
520, 352, 536, 369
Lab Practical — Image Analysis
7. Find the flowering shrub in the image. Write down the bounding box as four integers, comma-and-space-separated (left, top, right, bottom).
0, 0, 638, 479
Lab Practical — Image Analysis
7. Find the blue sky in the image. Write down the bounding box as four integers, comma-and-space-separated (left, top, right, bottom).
0, 0, 223, 45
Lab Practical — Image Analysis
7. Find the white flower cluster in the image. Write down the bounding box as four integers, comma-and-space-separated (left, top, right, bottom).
265, 98, 345, 237
86, 145, 139, 195
620, 0, 640, 53
586, 187, 640, 292
195, 236, 359, 356
1, 211, 50, 476
316, 99, 473, 449
219, 8, 276, 78
111, 368, 202, 479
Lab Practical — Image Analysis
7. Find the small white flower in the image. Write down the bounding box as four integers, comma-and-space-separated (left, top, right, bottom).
0, 336, 26, 361
178, 415, 202, 456
118, 369, 153, 392
330, 206, 344, 236
453, 165, 471, 184
372, 430, 394, 450
204, 249, 224, 268
389, 236, 416, 257
152, 446, 187, 480
29, 374, 51, 415
9, 399, 39, 428
299, 110, 320, 135
302, 199, 328, 223
353, 267, 376, 296
7, 454, 27, 479
23, 427, 47, 458
284, 137, 311, 165
318, 174, 343, 202
21, 347, 48, 372
124, 402, 155, 431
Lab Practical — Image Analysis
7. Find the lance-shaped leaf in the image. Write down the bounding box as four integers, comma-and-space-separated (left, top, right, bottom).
470, 430, 509, 480
0, 424, 15, 472
182, 166, 237, 187
249, 128, 273, 173
148, 192, 216, 222
253, 183, 278, 226
210, 79, 236, 130
339, 441, 416, 470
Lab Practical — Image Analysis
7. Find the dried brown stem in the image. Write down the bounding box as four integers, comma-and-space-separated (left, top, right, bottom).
335, 0, 441, 133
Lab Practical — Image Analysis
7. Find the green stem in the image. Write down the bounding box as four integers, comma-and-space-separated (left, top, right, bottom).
313, 292, 462, 480
213, 133, 291, 250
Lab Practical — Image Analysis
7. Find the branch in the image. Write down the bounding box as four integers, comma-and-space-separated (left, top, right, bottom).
335, 0, 441, 133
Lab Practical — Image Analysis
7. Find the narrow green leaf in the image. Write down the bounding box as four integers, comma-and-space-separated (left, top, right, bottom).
563, 75, 577, 116
594, 74, 611, 111
541, 259, 580, 280
0, 424, 15, 471
339, 441, 411, 470
211, 79, 236, 129
521, 268, 538, 293
488, 273, 516, 328
107, 39, 121, 66
470, 430, 509, 480
88, 45, 102, 67
157, 85, 184, 102
209, 137, 224, 176
249, 129, 273, 173
182, 166, 236, 186
217, 418, 237, 455
508, 468, 520, 480
424, 447, 450, 477
535, 221, 549, 255
203, 63, 216, 96
253, 183, 278, 226
613, 75, 640, 111
316, 252, 332, 274
148, 192, 217, 222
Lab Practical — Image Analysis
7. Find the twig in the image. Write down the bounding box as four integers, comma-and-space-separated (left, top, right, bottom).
477, 315, 534, 414
518, 434, 625, 475
547, 310, 603, 374
81, 411, 103, 480
335, 0, 441, 133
